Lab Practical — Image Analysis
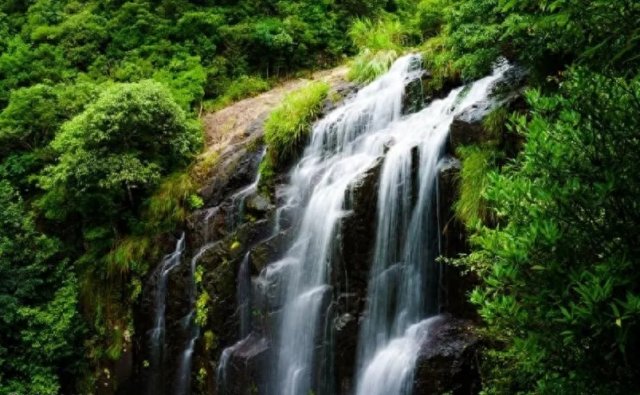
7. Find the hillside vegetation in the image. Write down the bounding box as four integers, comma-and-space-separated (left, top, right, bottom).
1, 0, 639, 394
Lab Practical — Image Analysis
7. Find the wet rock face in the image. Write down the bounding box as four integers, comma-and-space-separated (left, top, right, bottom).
449, 100, 496, 151
413, 315, 482, 395
219, 334, 271, 395
402, 71, 430, 115
449, 66, 528, 154
332, 158, 383, 394
199, 119, 266, 206
436, 157, 478, 319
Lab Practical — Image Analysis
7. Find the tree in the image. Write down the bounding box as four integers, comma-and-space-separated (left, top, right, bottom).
0, 180, 82, 395
38, 80, 202, 228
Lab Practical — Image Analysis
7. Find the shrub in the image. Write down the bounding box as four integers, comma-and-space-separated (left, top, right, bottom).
459, 70, 640, 393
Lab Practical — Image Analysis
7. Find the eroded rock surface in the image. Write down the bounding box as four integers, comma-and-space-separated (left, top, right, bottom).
413, 315, 482, 395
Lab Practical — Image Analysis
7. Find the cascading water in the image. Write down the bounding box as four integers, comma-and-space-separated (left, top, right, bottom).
228, 149, 266, 231
175, 241, 215, 395
147, 233, 186, 395
175, 145, 264, 394
354, 62, 510, 395
237, 251, 252, 339
264, 54, 425, 395
210, 54, 508, 395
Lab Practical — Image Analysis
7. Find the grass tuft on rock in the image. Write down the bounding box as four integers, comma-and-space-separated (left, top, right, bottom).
264, 81, 329, 169
454, 145, 499, 228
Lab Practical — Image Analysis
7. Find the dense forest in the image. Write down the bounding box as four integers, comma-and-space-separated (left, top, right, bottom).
1, 0, 639, 394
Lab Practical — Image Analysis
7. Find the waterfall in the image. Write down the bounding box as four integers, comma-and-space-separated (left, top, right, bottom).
228, 148, 266, 231
176, 145, 263, 394
264, 54, 424, 395
147, 233, 186, 395
210, 54, 509, 395
175, 241, 216, 395
238, 252, 252, 339
354, 62, 510, 395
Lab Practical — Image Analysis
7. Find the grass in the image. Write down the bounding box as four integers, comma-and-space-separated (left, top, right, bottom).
454, 145, 498, 228
190, 149, 220, 185
264, 81, 329, 169
349, 18, 409, 52
145, 172, 195, 230
482, 107, 508, 142
346, 17, 413, 83
348, 49, 400, 83
420, 35, 461, 94
107, 235, 154, 276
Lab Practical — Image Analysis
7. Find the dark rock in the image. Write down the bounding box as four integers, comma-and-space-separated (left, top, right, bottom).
199, 120, 266, 206
217, 334, 271, 395
437, 157, 465, 259
333, 311, 359, 394
436, 157, 478, 319
332, 157, 383, 393
403, 71, 429, 115
323, 81, 359, 114
249, 231, 289, 273
338, 157, 383, 299
449, 100, 496, 151
449, 65, 528, 154
413, 315, 482, 395
246, 193, 272, 214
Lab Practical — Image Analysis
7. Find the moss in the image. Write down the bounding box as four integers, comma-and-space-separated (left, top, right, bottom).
203, 330, 217, 351
195, 291, 210, 326
258, 155, 276, 191
187, 193, 204, 209
190, 149, 220, 185
264, 81, 329, 169
454, 145, 499, 228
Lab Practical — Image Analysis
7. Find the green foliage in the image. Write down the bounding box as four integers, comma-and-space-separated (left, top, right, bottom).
144, 172, 198, 231
482, 107, 508, 140
460, 70, 640, 393
0, 181, 83, 395
188, 194, 204, 210
264, 81, 329, 168
106, 236, 153, 277
0, 82, 100, 195
0, 0, 402, 390
427, 0, 640, 81
349, 18, 410, 53
454, 145, 499, 229
152, 55, 207, 110
347, 17, 417, 83
348, 49, 400, 83
413, 0, 446, 37
195, 291, 210, 327
38, 80, 201, 224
